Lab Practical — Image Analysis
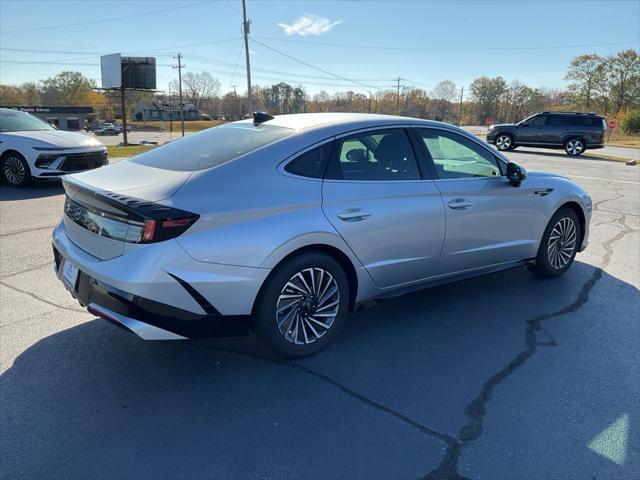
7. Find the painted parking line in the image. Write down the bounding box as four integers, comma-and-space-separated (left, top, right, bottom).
568, 174, 640, 185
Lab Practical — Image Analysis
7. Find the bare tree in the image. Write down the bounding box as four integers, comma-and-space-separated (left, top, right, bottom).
171, 71, 220, 111
432, 80, 457, 121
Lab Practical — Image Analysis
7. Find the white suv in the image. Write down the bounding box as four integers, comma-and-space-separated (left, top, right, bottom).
0, 108, 108, 187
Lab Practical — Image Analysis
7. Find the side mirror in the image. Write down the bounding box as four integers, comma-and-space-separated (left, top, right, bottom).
506, 162, 526, 186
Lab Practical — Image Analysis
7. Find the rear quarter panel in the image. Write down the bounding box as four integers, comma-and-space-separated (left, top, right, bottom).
171, 140, 362, 271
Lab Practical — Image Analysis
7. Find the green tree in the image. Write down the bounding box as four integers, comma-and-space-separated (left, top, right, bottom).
40, 71, 96, 106
565, 54, 604, 110
469, 76, 507, 124
604, 49, 640, 112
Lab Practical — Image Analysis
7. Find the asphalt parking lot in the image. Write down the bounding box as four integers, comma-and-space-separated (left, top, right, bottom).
1, 149, 638, 479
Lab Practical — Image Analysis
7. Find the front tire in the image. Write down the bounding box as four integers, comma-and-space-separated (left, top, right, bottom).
254, 252, 349, 357
564, 137, 585, 156
529, 207, 581, 278
1, 152, 31, 187
495, 134, 514, 151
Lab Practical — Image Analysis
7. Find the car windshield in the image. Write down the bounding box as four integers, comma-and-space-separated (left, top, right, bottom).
0, 110, 56, 132
129, 122, 295, 171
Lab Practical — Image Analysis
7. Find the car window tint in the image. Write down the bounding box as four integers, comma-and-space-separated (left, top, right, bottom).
285, 143, 331, 178
528, 115, 547, 126
129, 123, 295, 172
547, 115, 570, 126
417, 129, 502, 179
330, 129, 420, 181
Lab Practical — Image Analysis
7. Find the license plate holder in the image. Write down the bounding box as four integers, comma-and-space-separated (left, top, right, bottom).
61, 259, 79, 291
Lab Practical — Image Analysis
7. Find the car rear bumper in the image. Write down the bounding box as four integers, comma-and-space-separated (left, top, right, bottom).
587, 143, 605, 149
52, 220, 269, 339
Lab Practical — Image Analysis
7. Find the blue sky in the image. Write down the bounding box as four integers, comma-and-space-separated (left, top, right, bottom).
0, 0, 638, 97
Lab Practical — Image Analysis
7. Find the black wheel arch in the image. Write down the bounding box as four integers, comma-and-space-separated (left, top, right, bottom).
252, 243, 359, 316
554, 201, 586, 246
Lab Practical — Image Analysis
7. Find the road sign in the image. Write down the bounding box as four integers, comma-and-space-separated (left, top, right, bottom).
608, 118, 618, 129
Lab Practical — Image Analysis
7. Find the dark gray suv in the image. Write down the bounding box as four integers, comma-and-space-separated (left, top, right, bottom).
486, 112, 606, 156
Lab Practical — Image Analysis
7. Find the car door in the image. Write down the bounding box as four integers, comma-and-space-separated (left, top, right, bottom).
321, 127, 446, 288
518, 114, 548, 144
414, 127, 539, 275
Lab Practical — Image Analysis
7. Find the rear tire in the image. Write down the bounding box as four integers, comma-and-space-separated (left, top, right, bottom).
528, 207, 581, 278
254, 252, 349, 358
1, 152, 31, 187
564, 137, 585, 156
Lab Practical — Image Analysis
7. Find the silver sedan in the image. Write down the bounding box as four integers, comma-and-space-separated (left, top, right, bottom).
52, 113, 592, 356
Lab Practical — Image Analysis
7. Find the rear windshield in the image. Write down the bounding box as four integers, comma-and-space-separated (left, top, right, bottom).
129, 123, 294, 171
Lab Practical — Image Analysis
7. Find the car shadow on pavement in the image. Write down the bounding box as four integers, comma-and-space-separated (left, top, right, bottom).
1, 262, 638, 479
0, 180, 64, 201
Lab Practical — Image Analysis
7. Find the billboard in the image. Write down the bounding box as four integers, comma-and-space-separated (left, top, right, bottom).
100, 54, 156, 90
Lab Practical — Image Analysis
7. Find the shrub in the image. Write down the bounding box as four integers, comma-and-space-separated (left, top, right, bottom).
620, 109, 640, 134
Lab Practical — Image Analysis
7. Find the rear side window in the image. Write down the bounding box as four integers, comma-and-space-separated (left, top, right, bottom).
284, 142, 332, 178
326, 129, 421, 181
546, 115, 571, 126
130, 123, 294, 171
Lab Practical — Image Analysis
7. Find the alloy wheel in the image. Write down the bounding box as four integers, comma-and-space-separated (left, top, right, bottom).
547, 217, 577, 269
566, 139, 584, 155
496, 135, 512, 150
3, 156, 26, 185
275, 267, 340, 345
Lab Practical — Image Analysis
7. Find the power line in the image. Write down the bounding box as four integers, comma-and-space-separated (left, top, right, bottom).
1, 0, 215, 34
250, 38, 381, 90
253, 36, 638, 53
0, 37, 241, 56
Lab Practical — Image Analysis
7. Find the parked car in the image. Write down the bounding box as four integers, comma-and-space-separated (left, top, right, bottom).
0, 108, 108, 187
95, 126, 119, 136
52, 113, 592, 356
486, 111, 606, 156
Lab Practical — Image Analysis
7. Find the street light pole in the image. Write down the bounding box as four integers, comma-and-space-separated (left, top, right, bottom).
242, 0, 253, 114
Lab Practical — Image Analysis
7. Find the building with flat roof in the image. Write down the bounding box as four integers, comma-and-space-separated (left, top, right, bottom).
0, 106, 93, 130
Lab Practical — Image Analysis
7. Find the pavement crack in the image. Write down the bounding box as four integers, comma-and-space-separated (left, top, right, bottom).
423, 215, 634, 480
0, 225, 57, 238
0, 261, 53, 280
186, 342, 456, 447
0, 281, 85, 313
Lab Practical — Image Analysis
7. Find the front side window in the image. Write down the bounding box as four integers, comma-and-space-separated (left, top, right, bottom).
417, 129, 502, 179
130, 123, 295, 172
327, 129, 420, 181
0, 110, 55, 132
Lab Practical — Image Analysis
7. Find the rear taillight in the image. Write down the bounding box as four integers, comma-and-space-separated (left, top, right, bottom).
140, 216, 198, 243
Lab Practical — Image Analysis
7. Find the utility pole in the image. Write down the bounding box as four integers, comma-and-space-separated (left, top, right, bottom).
242, 0, 253, 115
394, 77, 404, 116
168, 82, 173, 134
367, 91, 372, 113
232, 85, 239, 120
173, 53, 185, 137
458, 86, 464, 126
120, 86, 128, 146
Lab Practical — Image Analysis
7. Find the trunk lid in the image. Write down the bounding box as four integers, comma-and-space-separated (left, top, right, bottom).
61, 161, 193, 260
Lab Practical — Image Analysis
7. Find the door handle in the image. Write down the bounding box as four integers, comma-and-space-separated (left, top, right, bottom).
447, 199, 473, 210
534, 188, 554, 196
337, 209, 371, 221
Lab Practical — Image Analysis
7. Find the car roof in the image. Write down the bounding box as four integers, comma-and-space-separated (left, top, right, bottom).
236, 112, 456, 134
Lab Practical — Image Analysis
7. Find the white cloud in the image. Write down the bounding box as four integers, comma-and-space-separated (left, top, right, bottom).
277, 15, 342, 36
